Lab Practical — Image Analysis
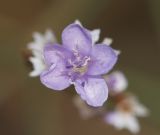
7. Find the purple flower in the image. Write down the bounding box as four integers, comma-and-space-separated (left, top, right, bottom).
40, 21, 118, 107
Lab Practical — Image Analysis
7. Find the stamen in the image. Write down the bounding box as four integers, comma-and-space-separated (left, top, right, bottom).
68, 49, 90, 75
82, 56, 90, 66
73, 66, 88, 74
73, 48, 81, 61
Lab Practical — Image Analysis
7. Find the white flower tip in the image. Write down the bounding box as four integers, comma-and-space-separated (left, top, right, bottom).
74, 20, 82, 26
28, 57, 45, 77
92, 29, 100, 34
45, 29, 57, 43
45, 29, 53, 37
135, 104, 150, 117
91, 29, 101, 44
29, 71, 39, 77
102, 37, 113, 46
128, 120, 140, 134
114, 50, 121, 56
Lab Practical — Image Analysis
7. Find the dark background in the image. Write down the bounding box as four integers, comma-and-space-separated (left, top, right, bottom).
0, 0, 160, 135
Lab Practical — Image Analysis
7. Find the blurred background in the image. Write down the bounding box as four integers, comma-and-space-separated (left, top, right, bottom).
0, 0, 160, 135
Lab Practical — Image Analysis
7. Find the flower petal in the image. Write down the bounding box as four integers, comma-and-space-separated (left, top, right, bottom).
125, 115, 140, 134
28, 30, 56, 52
105, 111, 126, 130
130, 96, 149, 117
62, 23, 92, 55
105, 111, 140, 134
40, 62, 70, 90
75, 77, 108, 107
134, 103, 149, 117
44, 29, 57, 43
43, 44, 72, 66
74, 20, 100, 44
29, 57, 46, 77
105, 71, 128, 93
88, 44, 118, 75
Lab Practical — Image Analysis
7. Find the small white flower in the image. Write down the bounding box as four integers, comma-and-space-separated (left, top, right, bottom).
27, 29, 57, 77
104, 71, 128, 94
106, 111, 140, 134
104, 95, 149, 134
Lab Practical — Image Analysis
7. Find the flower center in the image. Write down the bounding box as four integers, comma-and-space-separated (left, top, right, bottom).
117, 99, 133, 113
67, 50, 90, 75
70, 56, 90, 74
72, 64, 88, 73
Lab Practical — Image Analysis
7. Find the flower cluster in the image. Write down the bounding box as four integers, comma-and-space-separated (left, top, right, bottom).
23, 20, 149, 134
73, 71, 149, 134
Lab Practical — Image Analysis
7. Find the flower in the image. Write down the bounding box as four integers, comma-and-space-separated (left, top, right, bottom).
40, 20, 118, 107
104, 95, 149, 134
104, 71, 128, 94
27, 29, 57, 77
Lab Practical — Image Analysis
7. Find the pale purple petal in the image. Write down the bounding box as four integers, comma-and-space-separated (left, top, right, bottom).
62, 23, 92, 55
40, 59, 70, 90
75, 77, 108, 107
74, 79, 87, 100
43, 44, 72, 66
74, 20, 100, 44
88, 44, 117, 75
